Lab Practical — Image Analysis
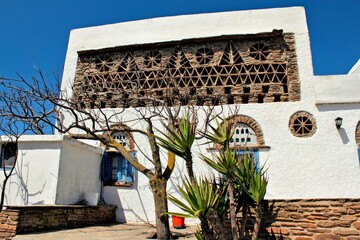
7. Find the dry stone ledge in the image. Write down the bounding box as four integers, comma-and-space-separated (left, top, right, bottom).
0, 205, 116, 239
242, 198, 360, 240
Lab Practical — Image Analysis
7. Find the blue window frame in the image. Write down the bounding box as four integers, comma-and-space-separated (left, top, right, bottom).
101, 152, 135, 184
357, 148, 360, 165
234, 149, 260, 169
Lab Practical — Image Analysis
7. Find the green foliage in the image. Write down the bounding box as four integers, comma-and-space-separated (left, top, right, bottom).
167, 177, 219, 220
200, 118, 234, 148
202, 148, 237, 177
236, 154, 268, 205
155, 116, 196, 159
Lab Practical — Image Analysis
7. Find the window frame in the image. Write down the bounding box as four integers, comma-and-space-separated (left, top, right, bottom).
101, 151, 136, 187
0, 142, 18, 170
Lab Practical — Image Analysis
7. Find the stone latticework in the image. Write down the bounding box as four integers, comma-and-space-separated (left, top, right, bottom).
74, 31, 300, 109
289, 111, 317, 138
356, 121, 360, 145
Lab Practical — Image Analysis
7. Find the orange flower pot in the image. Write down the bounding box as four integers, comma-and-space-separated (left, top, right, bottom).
172, 215, 185, 229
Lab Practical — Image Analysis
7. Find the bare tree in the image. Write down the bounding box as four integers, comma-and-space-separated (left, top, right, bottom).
0, 70, 222, 239
0, 107, 32, 209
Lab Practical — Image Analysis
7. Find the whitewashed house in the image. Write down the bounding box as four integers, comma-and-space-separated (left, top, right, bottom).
1, 7, 360, 229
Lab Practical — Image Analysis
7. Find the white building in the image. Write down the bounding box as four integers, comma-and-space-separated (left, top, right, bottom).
1, 7, 360, 224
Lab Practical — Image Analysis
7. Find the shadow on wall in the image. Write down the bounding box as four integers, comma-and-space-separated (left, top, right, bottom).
339, 128, 350, 144
9, 151, 46, 205
317, 104, 360, 112
102, 170, 153, 224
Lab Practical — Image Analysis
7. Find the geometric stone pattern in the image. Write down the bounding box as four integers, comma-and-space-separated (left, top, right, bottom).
289, 111, 317, 138
356, 121, 360, 145
74, 31, 300, 109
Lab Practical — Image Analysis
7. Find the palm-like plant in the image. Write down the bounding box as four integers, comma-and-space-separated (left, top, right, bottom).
167, 177, 219, 240
200, 118, 239, 240
236, 155, 268, 240
156, 116, 197, 184
200, 117, 234, 148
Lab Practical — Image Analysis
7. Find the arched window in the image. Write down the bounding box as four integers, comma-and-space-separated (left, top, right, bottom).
230, 122, 257, 147
227, 115, 265, 147
211, 115, 268, 167
356, 121, 360, 145
111, 131, 130, 149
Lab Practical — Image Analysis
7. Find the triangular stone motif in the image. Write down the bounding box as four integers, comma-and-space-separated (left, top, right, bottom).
166, 47, 191, 69
219, 41, 244, 65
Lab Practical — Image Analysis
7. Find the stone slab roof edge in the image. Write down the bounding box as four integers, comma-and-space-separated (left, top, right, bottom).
0, 135, 103, 154
314, 75, 360, 104
67, 6, 308, 52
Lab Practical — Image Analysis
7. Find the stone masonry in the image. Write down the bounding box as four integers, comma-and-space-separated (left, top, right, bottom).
257, 199, 360, 240
0, 205, 116, 239
74, 30, 300, 109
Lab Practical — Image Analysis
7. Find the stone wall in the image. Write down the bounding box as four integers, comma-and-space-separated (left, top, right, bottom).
258, 199, 360, 240
0, 210, 18, 240
0, 205, 116, 239
74, 31, 300, 109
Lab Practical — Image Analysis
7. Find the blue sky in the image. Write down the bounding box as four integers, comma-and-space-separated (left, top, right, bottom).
0, 0, 359, 81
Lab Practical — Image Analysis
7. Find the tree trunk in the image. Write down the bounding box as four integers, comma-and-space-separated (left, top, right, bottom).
150, 176, 171, 240
252, 206, 262, 240
200, 217, 214, 240
239, 201, 248, 240
0, 177, 9, 209
228, 180, 239, 240
185, 155, 195, 186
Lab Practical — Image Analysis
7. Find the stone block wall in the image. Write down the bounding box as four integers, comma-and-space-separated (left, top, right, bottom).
0, 210, 18, 240
0, 205, 116, 239
257, 199, 360, 240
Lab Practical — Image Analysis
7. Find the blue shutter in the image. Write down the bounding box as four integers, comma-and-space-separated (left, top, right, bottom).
117, 155, 125, 181
101, 152, 112, 181
358, 148, 360, 165
125, 152, 136, 182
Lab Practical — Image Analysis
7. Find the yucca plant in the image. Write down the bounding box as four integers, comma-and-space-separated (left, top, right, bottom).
166, 177, 219, 240
200, 118, 239, 240
156, 115, 197, 184
202, 148, 240, 240
200, 117, 234, 149
236, 155, 268, 240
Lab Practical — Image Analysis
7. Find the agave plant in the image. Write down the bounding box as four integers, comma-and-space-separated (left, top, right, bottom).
200, 117, 234, 149
156, 116, 197, 184
200, 118, 239, 240
236, 154, 268, 240
166, 177, 219, 240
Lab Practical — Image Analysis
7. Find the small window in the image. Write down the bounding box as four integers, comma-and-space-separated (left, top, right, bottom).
0, 143, 17, 169
101, 152, 135, 186
111, 131, 130, 149
230, 123, 257, 147
289, 111, 317, 138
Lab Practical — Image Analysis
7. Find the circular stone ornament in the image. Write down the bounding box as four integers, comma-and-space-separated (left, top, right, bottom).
289, 111, 317, 137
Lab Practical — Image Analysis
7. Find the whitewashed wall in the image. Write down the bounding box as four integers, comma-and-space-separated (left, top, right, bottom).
60, 7, 360, 223
56, 137, 102, 204
0, 136, 102, 206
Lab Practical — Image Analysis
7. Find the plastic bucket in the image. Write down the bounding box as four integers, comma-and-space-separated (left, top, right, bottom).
84, 192, 99, 206
172, 215, 185, 229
